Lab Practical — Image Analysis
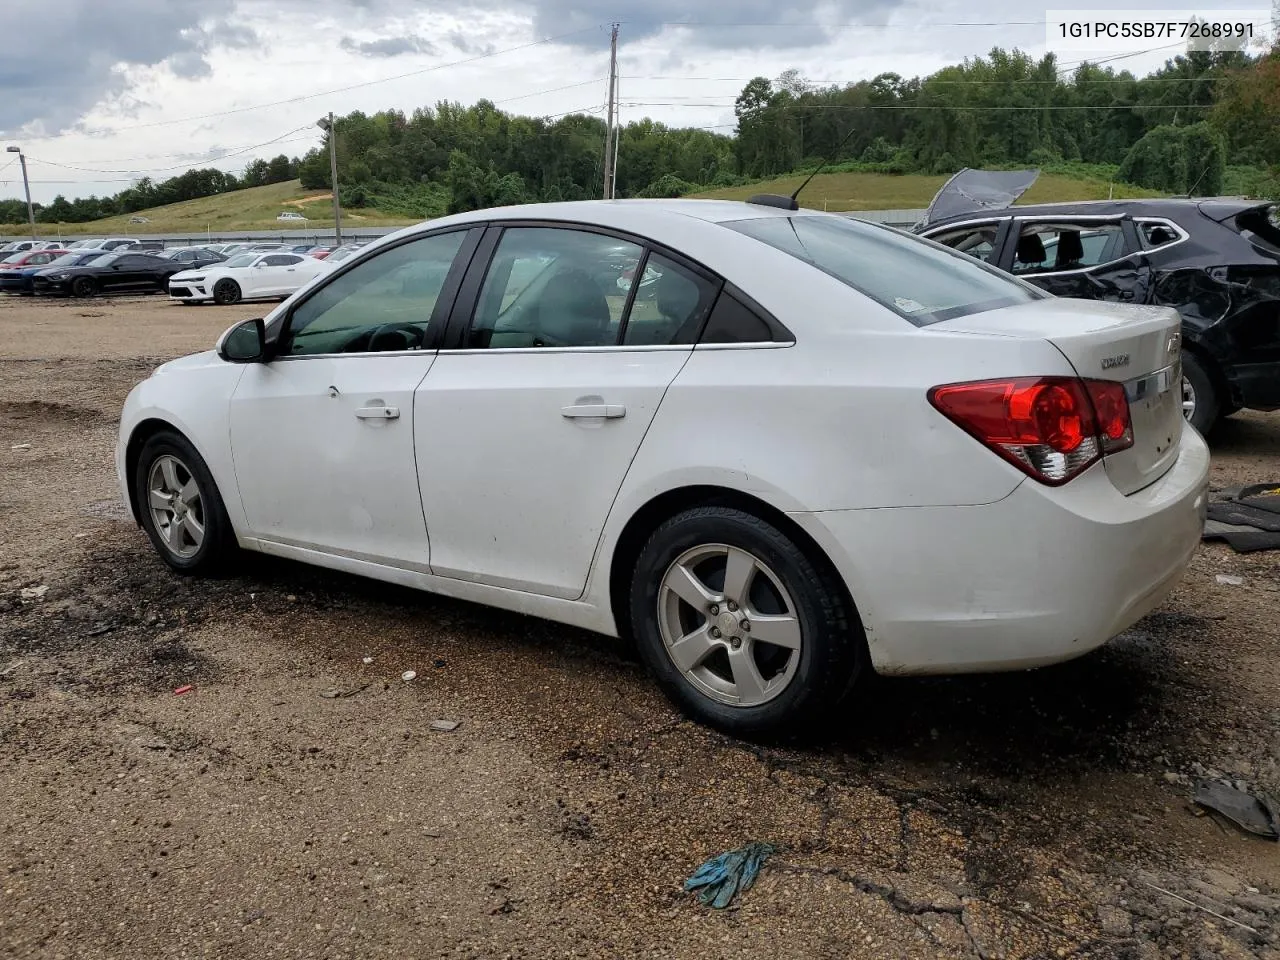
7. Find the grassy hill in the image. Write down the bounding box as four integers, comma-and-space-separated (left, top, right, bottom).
0, 180, 419, 237
692, 170, 1161, 211
2, 168, 1166, 237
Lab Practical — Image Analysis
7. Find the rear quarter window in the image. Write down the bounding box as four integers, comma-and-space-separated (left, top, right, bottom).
723, 214, 1045, 326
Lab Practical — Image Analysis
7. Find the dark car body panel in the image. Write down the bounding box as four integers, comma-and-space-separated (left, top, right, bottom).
31, 253, 184, 296
918, 199, 1280, 412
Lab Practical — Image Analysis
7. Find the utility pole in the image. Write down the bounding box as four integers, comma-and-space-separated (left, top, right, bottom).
5, 145, 38, 240
602, 24, 619, 200
317, 112, 343, 245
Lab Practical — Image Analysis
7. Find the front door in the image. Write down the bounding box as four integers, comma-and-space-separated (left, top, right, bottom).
228, 228, 476, 567
416, 225, 720, 600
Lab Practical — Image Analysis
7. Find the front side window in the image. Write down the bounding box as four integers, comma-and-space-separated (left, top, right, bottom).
725, 214, 1040, 326
283, 230, 466, 357
468, 228, 642, 348
1012, 222, 1128, 274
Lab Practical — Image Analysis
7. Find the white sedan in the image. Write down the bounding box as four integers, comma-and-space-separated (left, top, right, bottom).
168, 251, 328, 305
117, 199, 1208, 735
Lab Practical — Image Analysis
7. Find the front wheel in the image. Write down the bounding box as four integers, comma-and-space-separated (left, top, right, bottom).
213, 279, 241, 305
1181, 352, 1219, 435
71, 276, 96, 298
134, 431, 237, 574
629, 506, 864, 737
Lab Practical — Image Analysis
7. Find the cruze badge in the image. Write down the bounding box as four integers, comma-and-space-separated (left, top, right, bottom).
1101, 354, 1131, 370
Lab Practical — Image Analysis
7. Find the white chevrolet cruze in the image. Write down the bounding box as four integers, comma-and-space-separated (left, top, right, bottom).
117, 199, 1209, 734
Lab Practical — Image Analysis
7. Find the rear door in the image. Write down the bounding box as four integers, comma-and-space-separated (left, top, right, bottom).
998, 216, 1152, 304
414, 223, 720, 599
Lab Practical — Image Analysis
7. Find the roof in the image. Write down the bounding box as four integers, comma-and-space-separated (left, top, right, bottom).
923, 197, 1266, 230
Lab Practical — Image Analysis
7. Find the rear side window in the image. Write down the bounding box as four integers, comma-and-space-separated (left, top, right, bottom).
723, 215, 1041, 326
701, 293, 777, 343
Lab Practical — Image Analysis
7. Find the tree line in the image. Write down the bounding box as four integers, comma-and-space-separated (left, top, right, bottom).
3, 43, 1276, 226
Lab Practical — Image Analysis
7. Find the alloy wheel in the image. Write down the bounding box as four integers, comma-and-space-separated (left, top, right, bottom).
1181, 375, 1196, 422
656, 543, 803, 707
147, 455, 205, 559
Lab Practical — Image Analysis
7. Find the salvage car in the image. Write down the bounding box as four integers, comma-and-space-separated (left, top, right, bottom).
168, 251, 329, 305
117, 199, 1208, 735
160, 246, 228, 269
8, 251, 106, 293
917, 198, 1280, 433
31, 251, 183, 297
0, 248, 69, 291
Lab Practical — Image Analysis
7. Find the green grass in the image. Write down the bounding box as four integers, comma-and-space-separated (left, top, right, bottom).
0, 180, 420, 237
691, 170, 1162, 211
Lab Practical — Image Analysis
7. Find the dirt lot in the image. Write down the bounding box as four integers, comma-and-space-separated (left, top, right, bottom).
2, 294, 1280, 960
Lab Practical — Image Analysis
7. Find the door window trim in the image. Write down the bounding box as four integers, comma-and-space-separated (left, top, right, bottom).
268, 225, 484, 361
919, 218, 1009, 266
1003, 215, 1138, 277
1132, 216, 1190, 255
439, 218, 791, 352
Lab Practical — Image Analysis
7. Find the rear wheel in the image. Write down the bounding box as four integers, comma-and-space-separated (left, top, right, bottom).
71, 276, 96, 298
213, 279, 241, 305
629, 506, 864, 737
1181, 352, 1219, 435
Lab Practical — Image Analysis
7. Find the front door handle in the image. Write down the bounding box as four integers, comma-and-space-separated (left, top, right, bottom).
355, 405, 400, 420
561, 403, 626, 419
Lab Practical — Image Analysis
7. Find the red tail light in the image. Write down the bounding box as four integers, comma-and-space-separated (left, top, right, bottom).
929, 377, 1133, 485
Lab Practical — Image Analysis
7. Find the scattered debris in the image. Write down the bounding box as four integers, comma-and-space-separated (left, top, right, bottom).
1192, 778, 1280, 840
429, 719, 460, 732
85, 624, 113, 637
11, 443, 31, 450
684, 842, 776, 909
173, 685, 195, 696
401, 670, 417, 682
1136, 878, 1261, 934
433, 658, 447, 669
319, 683, 369, 700
1203, 483, 1280, 553
286, 594, 298, 603
0, 660, 26, 678
19, 585, 48, 600
1214, 574, 1244, 586
361, 656, 374, 665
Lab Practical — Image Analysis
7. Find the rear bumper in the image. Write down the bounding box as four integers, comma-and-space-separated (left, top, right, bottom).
789, 429, 1210, 675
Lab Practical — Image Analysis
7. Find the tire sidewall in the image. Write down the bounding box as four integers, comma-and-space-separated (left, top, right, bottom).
72, 277, 95, 298
134, 432, 232, 573
629, 509, 860, 735
1182, 351, 1218, 435
214, 279, 240, 305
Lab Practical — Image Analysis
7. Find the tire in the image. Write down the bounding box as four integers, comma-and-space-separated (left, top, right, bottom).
134, 430, 237, 574
213, 279, 241, 305
1181, 351, 1219, 435
629, 505, 865, 737
71, 276, 96, 298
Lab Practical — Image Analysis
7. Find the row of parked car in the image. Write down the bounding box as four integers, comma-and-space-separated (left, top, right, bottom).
0, 239, 366, 304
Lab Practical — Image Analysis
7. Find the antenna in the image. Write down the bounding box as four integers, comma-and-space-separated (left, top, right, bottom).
789, 123, 861, 203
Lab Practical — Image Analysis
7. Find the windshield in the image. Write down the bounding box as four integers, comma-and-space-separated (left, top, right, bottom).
328, 247, 357, 262
225, 254, 258, 268
0, 254, 25, 264
46, 254, 82, 267
723, 214, 1044, 326
86, 254, 118, 267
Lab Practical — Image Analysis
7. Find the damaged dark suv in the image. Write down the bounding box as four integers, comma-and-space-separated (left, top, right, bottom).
917, 197, 1280, 434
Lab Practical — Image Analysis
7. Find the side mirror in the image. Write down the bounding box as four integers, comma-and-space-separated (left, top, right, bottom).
217, 318, 268, 363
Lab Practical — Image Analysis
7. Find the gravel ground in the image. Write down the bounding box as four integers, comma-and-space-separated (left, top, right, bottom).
2, 294, 1280, 960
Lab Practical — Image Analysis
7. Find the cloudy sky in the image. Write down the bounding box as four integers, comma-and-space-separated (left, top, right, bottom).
1, 0, 1270, 204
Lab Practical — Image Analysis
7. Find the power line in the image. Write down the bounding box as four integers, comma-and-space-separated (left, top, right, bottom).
625, 74, 1235, 85
493, 77, 607, 104
624, 101, 1220, 110
15, 25, 605, 143
27, 128, 318, 175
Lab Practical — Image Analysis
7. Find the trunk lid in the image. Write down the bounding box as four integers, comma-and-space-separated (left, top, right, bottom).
931, 298, 1184, 494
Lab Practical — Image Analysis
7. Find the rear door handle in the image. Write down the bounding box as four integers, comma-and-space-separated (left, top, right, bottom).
355, 405, 400, 420
561, 403, 626, 419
